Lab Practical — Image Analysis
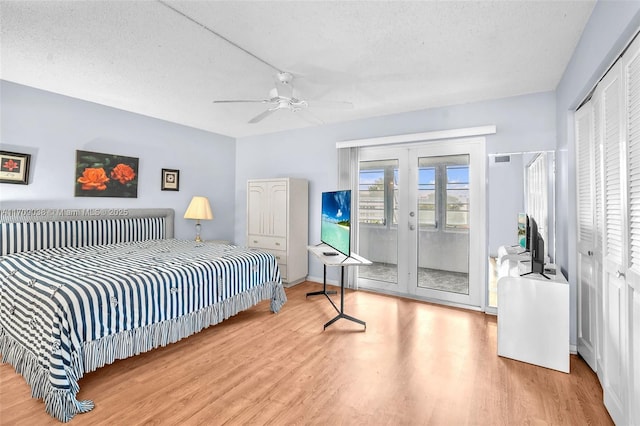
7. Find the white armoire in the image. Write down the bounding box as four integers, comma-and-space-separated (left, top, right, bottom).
247, 178, 308, 286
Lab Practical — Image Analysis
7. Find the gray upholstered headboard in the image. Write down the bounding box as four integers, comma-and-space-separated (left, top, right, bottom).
0, 208, 175, 256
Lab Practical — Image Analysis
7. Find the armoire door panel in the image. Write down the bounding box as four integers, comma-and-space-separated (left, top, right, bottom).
248, 184, 267, 235
268, 182, 288, 237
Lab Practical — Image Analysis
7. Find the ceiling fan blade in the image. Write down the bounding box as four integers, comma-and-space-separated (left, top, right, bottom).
213, 99, 269, 104
306, 100, 354, 110
294, 108, 324, 125
248, 108, 278, 124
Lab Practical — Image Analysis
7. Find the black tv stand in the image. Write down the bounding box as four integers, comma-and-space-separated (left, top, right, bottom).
306, 264, 338, 297
520, 271, 551, 280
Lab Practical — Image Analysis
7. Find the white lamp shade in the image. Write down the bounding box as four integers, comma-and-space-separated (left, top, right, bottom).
184, 196, 213, 220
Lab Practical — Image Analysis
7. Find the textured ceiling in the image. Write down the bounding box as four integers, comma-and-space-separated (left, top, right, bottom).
0, 1, 595, 138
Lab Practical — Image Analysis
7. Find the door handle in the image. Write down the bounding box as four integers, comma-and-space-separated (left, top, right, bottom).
587, 250, 593, 256
615, 270, 625, 279
409, 222, 415, 231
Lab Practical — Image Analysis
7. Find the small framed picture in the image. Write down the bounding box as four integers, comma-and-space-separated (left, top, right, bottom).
0, 151, 31, 185
161, 168, 179, 191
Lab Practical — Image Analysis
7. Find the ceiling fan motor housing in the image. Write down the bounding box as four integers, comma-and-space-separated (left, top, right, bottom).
277, 72, 294, 85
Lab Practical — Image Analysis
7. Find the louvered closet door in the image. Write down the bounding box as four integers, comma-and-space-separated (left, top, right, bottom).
575, 103, 597, 371
623, 33, 640, 426
592, 94, 606, 380
600, 59, 629, 426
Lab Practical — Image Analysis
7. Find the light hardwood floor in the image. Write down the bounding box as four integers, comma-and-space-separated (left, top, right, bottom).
0, 281, 612, 425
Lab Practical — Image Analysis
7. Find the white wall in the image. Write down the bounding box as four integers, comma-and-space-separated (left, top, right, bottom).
555, 2, 640, 347
0, 81, 237, 242
235, 91, 556, 283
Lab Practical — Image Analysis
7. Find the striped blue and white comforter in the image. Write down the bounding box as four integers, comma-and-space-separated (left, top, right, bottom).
0, 239, 286, 422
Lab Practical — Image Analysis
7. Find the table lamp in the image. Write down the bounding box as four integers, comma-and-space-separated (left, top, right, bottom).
184, 196, 213, 242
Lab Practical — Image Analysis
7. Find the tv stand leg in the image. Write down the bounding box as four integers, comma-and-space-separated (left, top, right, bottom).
306, 264, 337, 297
323, 265, 366, 330
520, 271, 551, 280
324, 313, 366, 330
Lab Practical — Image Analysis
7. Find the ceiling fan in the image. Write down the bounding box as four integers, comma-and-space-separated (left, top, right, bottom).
213, 72, 354, 124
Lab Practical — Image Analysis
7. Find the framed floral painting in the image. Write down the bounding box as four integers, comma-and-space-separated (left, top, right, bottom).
0, 151, 31, 185
75, 150, 139, 198
161, 168, 179, 191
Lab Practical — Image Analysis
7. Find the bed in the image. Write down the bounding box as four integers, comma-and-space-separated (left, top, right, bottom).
0, 208, 286, 422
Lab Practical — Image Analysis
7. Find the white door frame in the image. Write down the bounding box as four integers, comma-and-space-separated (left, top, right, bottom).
355, 137, 487, 310
408, 138, 485, 307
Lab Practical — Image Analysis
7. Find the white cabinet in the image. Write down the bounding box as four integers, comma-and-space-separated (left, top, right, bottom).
247, 178, 308, 286
497, 256, 569, 373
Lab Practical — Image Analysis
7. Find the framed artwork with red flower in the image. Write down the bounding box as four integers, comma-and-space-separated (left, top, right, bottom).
75, 150, 139, 198
0, 151, 31, 185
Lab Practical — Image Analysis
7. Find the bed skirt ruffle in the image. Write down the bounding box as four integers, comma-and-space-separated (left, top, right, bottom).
0, 280, 286, 422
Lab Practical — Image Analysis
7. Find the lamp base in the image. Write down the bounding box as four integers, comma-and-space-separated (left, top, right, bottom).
194, 221, 202, 242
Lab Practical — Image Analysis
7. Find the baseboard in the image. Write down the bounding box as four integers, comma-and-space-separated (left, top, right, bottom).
306, 275, 342, 288
283, 277, 306, 288
484, 306, 497, 316
570, 344, 577, 355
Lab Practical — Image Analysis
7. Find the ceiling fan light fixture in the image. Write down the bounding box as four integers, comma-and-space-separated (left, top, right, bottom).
213, 71, 353, 124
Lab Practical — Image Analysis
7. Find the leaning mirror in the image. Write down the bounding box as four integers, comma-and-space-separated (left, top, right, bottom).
486, 151, 556, 309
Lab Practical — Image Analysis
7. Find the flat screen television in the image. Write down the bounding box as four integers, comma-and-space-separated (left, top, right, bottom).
517, 213, 528, 249
521, 216, 549, 279
321, 190, 351, 257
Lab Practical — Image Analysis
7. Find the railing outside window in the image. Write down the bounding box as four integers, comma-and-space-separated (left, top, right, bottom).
446, 165, 469, 229
418, 167, 436, 227
358, 160, 399, 226
360, 157, 469, 230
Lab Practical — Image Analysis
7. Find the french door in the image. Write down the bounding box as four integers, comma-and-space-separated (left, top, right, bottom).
356, 138, 486, 308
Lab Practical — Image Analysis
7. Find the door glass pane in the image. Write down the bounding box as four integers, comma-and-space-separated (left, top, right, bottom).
417, 155, 469, 294
359, 168, 385, 224
418, 167, 436, 227
358, 159, 399, 285
446, 165, 469, 229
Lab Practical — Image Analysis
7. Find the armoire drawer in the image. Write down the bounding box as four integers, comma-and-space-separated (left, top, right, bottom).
267, 250, 287, 266
279, 265, 288, 280
247, 235, 287, 251
261, 249, 288, 281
